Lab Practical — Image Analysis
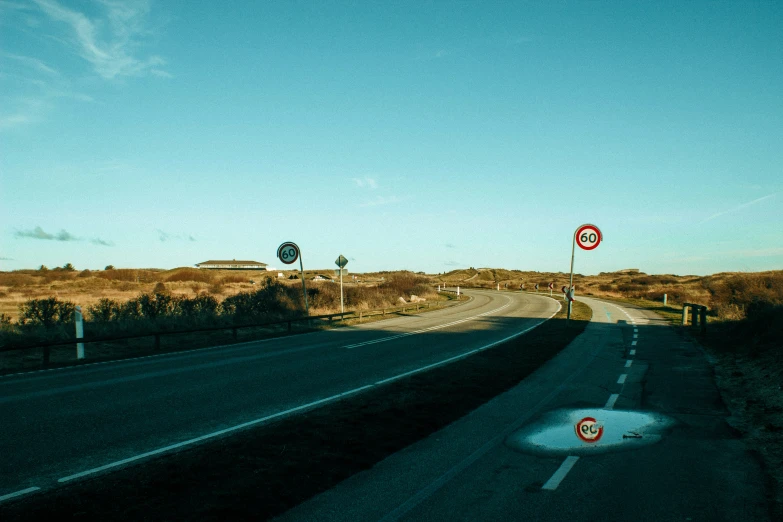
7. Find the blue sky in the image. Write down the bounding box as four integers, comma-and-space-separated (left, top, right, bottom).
2, 0, 781, 275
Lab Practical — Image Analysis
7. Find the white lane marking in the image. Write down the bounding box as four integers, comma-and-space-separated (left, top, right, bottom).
57, 299, 561, 486
344, 301, 511, 349
604, 393, 619, 409
0, 486, 41, 503
631, 340, 637, 346
633, 333, 638, 339
633, 328, 638, 333
376, 304, 561, 385
630, 349, 636, 356
542, 456, 580, 491
625, 360, 633, 368
617, 374, 627, 384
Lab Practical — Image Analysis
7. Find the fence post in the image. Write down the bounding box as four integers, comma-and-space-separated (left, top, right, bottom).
75, 305, 85, 360
43, 345, 51, 367
154, 334, 161, 350
691, 307, 699, 328
232, 327, 238, 341
681, 306, 689, 325
700, 307, 707, 335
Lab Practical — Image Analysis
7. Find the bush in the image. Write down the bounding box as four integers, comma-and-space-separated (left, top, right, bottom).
18, 297, 76, 327
165, 268, 213, 283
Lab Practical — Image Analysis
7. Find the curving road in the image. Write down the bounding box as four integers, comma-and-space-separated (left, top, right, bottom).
0, 289, 559, 502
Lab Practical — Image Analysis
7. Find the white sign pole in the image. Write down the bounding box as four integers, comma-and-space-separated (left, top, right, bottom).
75, 306, 85, 359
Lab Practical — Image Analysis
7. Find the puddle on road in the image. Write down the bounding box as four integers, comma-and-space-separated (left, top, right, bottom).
506, 408, 674, 456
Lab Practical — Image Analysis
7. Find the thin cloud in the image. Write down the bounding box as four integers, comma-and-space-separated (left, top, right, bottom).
699, 194, 777, 225
352, 177, 378, 189
90, 237, 114, 246
31, 0, 168, 80
157, 229, 196, 242
444, 261, 462, 267
723, 247, 783, 258
0, 52, 59, 75
15, 226, 78, 241
0, 257, 14, 261
445, 243, 457, 249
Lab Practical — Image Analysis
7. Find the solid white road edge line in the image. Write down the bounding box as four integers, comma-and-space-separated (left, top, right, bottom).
344, 300, 512, 349
57, 299, 561, 485
0, 486, 41, 503
542, 456, 580, 491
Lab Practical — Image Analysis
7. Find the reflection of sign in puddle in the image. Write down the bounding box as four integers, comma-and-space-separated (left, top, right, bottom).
506, 409, 674, 456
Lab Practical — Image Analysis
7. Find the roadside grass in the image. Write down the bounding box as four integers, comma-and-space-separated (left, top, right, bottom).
0, 299, 591, 521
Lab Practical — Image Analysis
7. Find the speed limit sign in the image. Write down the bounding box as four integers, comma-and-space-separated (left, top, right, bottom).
575, 224, 602, 251
575, 416, 604, 443
277, 242, 300, 265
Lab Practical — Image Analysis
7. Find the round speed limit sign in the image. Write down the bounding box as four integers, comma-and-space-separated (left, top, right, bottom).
575, 416, 604, 443
277, 242, 300, 265
575, 224, 602, 251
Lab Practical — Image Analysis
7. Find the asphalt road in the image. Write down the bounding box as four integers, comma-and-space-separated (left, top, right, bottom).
0, 289, 559, 502
277, 297, 771, 522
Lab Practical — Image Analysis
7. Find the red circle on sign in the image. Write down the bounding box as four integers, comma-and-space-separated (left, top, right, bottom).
575, 224, 602, 251
575, 416, 604, 443
277, 242, 300, 265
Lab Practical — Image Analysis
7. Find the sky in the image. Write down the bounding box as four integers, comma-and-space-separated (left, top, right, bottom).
1, 0, 781, 276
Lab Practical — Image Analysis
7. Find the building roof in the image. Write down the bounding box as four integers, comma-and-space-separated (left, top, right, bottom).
196, 260, 268, 266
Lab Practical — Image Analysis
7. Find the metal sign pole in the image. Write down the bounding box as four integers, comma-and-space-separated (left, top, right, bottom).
568, 229, 576, 321
299, 256, 309, 316
340, 267, 344, 314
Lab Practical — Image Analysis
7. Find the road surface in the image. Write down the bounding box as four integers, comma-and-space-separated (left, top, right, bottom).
277, 296, 771, 521
0, 289, 558, 503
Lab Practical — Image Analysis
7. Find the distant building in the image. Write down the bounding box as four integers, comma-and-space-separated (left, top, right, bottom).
196, 260, 268, 270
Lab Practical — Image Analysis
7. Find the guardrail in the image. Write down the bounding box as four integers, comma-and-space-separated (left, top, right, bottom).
0, 300, 447, 369
682, 302, 708, 334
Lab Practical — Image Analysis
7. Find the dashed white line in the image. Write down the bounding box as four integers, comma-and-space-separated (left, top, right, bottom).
604, 393, 619, 409
631, 340, 637, 346
625, 360, 633, 368
633, 333, 638, 339
542, 456, 580, 490
0, 486, 40, 503
617, 374, 627, 384
630, 349, 636, 356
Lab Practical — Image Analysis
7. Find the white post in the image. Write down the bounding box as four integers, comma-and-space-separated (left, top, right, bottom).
75, 306, 85, 360
457, 286, 460, 296
663, 293, 667, 306
497, 283, 500, 291
438, 285, 441, 292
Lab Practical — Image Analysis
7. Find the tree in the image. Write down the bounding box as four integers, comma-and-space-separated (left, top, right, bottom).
63, 263, 75, 271
105, 265, 115, 270
38, 265, 48, 272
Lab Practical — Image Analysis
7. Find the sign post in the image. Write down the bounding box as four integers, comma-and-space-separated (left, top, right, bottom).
335, 255, 349, 314
569, 224, 602, 321
278, 242, 309, 317
548, 282, 553, 297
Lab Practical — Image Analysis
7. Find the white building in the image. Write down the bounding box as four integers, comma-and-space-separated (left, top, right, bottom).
195, 260, 268, 270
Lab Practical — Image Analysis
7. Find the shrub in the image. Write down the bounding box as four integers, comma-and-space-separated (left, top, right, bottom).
88, 298, 120, 323
165, 268, 213, 283
18, 297, 76, 327
153, 282, 168, 295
